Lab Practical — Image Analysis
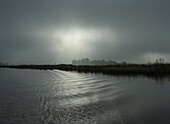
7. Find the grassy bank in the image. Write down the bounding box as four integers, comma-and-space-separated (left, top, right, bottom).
1, 64, 170, 76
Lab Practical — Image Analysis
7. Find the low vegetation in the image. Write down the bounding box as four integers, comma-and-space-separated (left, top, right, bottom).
1, 63, 170, 76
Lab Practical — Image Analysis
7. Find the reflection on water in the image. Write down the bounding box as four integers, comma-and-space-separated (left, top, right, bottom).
0, 69, 170, 124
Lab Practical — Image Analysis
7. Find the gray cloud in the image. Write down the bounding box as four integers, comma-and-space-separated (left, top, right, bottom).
0, 0, 170, 64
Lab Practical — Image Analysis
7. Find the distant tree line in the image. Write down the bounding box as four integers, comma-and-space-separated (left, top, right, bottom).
155, 58, 165, 64
72, 58, 167, 66
72, 58, 118, 65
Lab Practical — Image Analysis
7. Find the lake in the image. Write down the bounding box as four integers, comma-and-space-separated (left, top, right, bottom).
0, 68, 170, 124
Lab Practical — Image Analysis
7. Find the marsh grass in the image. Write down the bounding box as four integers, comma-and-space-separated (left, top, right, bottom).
1, 64, 170, 77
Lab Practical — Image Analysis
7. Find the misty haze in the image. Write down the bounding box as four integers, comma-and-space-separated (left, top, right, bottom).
1, 0, 170, 124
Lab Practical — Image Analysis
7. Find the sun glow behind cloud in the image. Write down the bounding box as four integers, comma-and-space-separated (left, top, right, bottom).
35, 26, 117, 63
52, 27, 115, 57
55, 29, 97, 49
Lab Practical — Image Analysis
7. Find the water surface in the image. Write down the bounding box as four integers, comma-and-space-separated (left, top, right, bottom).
0, 68, 170, 124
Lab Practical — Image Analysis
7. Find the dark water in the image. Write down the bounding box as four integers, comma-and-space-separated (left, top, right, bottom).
0, 69, 170, 124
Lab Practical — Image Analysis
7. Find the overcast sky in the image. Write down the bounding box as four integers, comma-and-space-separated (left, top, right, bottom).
0, 0, 170, 64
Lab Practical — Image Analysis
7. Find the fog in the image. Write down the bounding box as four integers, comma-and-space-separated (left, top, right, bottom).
0, 0, 170, 64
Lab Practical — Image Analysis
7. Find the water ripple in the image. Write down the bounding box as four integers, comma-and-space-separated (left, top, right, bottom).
1, 69, 170, 123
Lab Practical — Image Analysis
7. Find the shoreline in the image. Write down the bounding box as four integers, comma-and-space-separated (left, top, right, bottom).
1, 64, 170, 77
